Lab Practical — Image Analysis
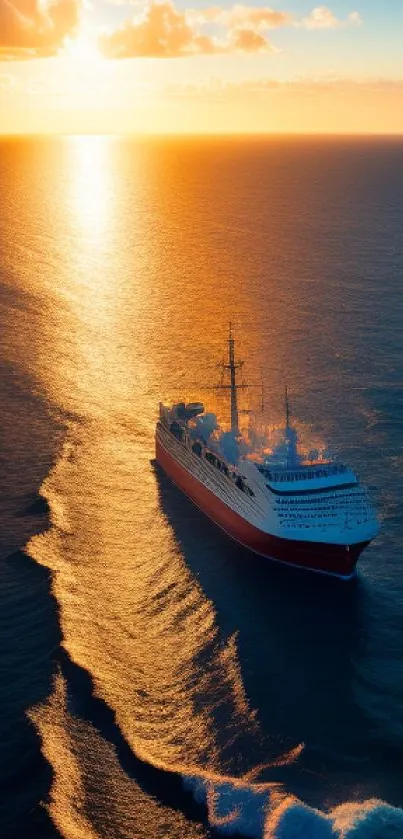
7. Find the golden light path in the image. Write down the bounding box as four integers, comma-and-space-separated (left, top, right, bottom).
69, 136, 112, 238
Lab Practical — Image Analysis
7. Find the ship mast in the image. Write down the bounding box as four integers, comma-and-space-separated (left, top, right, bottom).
285, 384, 290, 429
228, 323, 239, 434
216, 323, 247, 435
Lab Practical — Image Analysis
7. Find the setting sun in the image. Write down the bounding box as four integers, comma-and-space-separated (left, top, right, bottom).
0, 1, 402, 135
62, 33, 104, 64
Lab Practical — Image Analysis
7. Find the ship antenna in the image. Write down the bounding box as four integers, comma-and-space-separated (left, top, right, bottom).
228, 322, 239, 435
260, 367, 264, 414
285, 384, 290, 429
215, 323, 248, 436
284, 384, 291, 468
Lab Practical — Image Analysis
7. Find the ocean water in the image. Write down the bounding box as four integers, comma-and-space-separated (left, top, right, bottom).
0, 135, 403, 839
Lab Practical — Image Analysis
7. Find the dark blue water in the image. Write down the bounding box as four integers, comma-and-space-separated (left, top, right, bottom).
1, 135, 403, 838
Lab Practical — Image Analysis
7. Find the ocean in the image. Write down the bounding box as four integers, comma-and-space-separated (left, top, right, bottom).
0, 135, 403, 838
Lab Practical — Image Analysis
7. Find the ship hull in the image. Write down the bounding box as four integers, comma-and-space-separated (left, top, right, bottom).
156, 435, 369, 579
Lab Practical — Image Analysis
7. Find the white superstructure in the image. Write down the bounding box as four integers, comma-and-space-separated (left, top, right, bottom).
156, 326, 379, 578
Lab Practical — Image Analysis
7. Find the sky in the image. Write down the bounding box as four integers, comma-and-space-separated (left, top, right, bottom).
0, 0, 402, 134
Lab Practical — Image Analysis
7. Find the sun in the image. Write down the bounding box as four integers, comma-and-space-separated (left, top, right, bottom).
62, 33, 104, 64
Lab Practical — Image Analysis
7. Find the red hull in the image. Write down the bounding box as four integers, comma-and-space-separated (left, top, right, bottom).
156, 437, 368, 578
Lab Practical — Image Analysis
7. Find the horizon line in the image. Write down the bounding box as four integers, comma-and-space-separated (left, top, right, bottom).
1, 130, 403, 140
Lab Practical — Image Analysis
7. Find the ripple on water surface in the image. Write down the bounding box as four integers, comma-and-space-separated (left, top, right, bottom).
1, 136, 403, 837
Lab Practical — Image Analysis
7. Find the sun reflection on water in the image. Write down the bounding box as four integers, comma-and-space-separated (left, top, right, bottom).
68, 136, 114, 240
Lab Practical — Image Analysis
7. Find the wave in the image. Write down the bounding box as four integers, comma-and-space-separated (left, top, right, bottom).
19, 423, 403, 838
8, 487, 403, 838
183, 775, 403, 837
37, 636, 403, 839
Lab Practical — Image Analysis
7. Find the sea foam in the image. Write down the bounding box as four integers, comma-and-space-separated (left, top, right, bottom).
183, 775, 403, 838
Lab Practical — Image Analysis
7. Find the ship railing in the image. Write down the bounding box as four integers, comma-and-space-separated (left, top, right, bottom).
194, 443, 255, 498
259, 463, 349, 483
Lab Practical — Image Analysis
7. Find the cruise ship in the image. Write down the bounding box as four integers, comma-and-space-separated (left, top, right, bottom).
155, 327, 379, 578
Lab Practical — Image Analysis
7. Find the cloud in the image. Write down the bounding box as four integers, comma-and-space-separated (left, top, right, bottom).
162, 76, 403, 102
302, 6, 362, 30
99, 1, 214, 57
0, 1, 364, 61
0, 0, 81, 58
99, 2, 364, 59
189, 5, 293, 30
98, 0, 276, 58
230, 28, 273, 53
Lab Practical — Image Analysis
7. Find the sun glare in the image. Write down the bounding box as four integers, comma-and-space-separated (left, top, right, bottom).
63, 33, 104, 65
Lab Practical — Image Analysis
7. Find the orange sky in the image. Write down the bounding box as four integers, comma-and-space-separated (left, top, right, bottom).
1, 1, 402, 134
